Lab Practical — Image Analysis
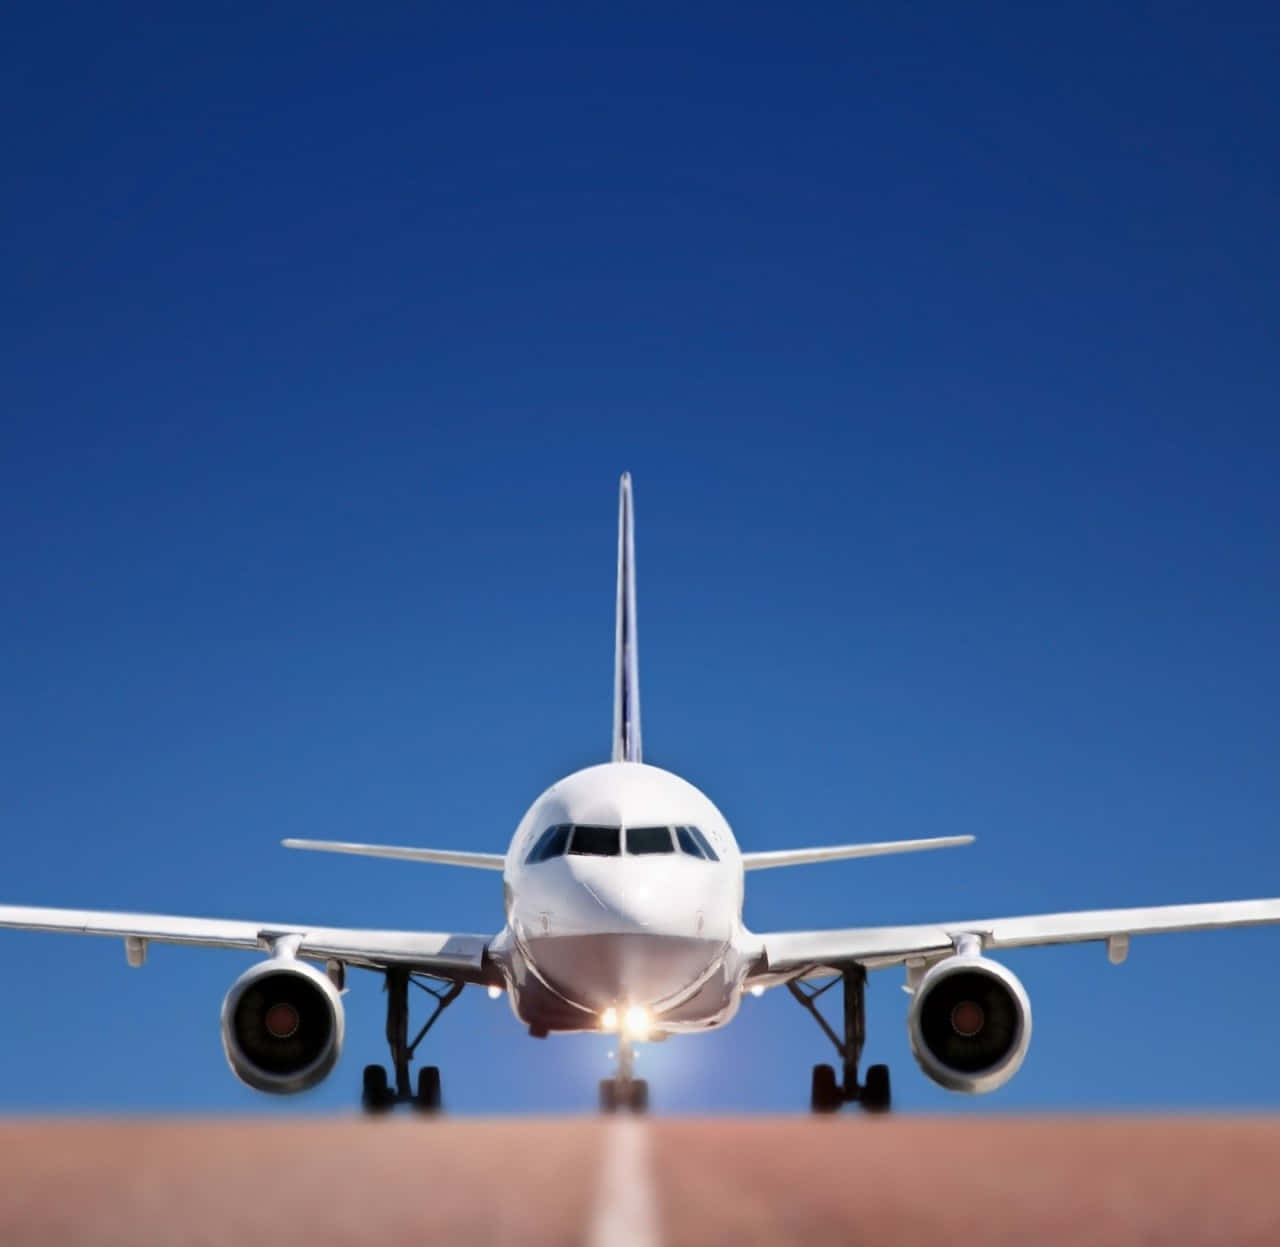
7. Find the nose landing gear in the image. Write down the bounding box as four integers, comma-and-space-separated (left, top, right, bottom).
599, 1033, 649, 1114
787, 965, 892, 1114
361, 967, 463, 1114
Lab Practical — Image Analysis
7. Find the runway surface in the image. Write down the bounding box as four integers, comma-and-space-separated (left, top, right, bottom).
0, 1116, 1277, 1245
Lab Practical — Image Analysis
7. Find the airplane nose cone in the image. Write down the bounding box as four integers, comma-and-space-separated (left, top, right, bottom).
526, 930, 717, 1012
565, 857, 666, 931
520, 857, 728, 1012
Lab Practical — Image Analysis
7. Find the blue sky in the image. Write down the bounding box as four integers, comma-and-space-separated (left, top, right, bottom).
2, 2, 1278, 1113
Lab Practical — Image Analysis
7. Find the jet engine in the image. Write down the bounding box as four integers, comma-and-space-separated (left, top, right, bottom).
907, 951, 1031, 1093
220, 958, 344, 1094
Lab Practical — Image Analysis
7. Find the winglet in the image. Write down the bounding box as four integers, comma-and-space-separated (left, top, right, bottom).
612, 472, 642, 762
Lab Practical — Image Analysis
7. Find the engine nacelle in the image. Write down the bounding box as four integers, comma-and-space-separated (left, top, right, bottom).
907, 952, 1031, 1094
220, 958, 344, 1094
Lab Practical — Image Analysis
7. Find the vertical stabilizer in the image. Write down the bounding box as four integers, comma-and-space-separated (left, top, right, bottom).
612, 472, 643, 763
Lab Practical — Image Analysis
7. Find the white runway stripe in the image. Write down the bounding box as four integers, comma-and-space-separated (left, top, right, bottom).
588, 1117, 661, 1247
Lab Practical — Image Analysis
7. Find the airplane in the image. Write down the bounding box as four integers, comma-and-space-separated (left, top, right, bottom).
4, 471, 1280, 1115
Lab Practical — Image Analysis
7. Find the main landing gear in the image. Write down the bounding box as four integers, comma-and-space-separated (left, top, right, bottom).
361, 967, 463, 1115
599, 1033, 649, 1114
787, 965, 891, 1114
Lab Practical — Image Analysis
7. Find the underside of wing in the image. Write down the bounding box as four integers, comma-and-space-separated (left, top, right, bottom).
741, 835, 973, 870
0, 903, 497, 983
753, 896, 1280, 980
282, 839, 506, 870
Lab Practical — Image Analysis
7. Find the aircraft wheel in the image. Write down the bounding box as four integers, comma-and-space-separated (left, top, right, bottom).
599, 1079, 619, 1114
629, 1079, 649, 1114
861, 1064, 891, 1114
414, 1065, 442, 1114
362, 1063, 394, 1113
810, 1063, 841, 1113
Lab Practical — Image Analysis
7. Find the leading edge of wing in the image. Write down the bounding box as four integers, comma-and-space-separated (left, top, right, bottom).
741, 835, 974, 870
756, 896, 1280, 975
0, 903, 495, 980
282, 839, 506, 870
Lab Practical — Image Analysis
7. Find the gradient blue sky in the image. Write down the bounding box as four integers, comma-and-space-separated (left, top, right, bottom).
3, 3, 1278, 1113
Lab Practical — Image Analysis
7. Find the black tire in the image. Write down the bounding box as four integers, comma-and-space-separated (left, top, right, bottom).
599, 1078, 618, 1114
861, 1063, 891, 1114
414, 1065, 442, 1114
362, 1063, 393, 1113
629, 1079, 649, 1115
810, 1063, 841, 1113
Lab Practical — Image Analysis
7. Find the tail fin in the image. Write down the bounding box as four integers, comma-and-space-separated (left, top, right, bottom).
612, 472, 643, 762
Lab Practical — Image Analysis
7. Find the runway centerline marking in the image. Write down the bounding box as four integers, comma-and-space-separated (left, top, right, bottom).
587, 1116, 661, 1247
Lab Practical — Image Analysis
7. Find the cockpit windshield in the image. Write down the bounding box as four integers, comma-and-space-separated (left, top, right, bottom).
675, 825, 719, 861
626, 826, 673, 855
675, 825, 703, 858
526, 823, 571, 863
568, 825, 621, 856
687, 825, 719, 861
526, 822, 717, 863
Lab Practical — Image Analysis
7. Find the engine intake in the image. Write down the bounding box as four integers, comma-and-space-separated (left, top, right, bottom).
907, 953, 1031, 1093
221, 959, 344, 1094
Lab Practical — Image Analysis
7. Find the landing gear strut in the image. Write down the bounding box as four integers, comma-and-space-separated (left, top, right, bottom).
599, 1033, 649, 1114
787, 965, 891, 1114
362, 967, 462, 1114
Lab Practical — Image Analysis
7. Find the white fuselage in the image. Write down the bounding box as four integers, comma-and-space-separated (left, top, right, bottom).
489, 762, 753, 1035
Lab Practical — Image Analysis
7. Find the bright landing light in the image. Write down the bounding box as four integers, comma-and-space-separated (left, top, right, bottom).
750, 985, 765, 997
624, 1005, 650, 1040
601, 1004, 650, 1037
487, 985, 503, 1000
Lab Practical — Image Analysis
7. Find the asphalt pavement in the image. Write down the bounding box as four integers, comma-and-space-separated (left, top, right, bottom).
0, 1116, 1276, 1245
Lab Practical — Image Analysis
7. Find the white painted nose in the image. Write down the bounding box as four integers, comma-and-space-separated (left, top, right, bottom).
526, 930, 718, 1011
566, 857, 673, 932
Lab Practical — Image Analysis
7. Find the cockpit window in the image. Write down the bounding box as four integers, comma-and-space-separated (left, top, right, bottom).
526, 826, 554, 863
626, 826, 673, 855
675, 825, 719, 861
526, 823, 571, 864
568, 824, 621, 856
688, 825, 720, 861
530, 823, 708, 862
675, 825, 705, 858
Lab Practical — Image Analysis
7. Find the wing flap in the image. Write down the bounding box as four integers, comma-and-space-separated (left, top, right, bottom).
758, 896, 1280, 976
742, 835, 973, 870
0, 904, 494, 979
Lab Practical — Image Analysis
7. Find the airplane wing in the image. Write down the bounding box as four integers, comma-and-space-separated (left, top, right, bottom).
282, 839, 506, 869
0, 903, 497, 983
741, 835, 973, 870
753, 896, 1280, 980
